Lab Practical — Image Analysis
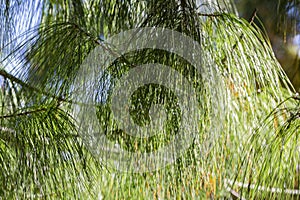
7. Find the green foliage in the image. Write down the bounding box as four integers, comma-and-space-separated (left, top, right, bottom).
0, 0, 299, 199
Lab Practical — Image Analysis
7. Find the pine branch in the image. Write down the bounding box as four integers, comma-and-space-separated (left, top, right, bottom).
0, 69, 73, 104
0, 106, 51, 119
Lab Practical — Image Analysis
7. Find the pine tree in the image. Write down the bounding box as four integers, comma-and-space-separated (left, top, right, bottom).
0, 0, 299, 199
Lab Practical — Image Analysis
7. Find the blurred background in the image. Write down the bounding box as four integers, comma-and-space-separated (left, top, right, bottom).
235, 0, 300, 91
